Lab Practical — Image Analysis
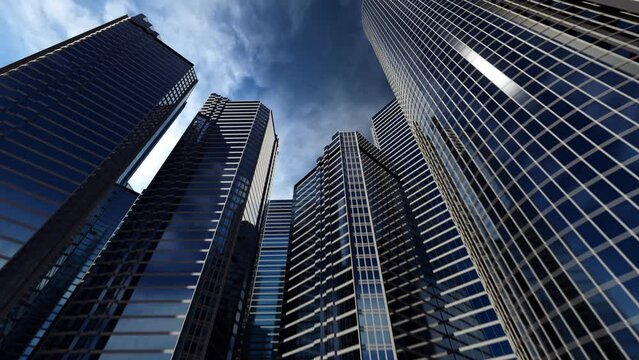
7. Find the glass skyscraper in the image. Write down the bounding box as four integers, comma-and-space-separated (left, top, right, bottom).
0, 14, 196, 358
372, 99, 514, 358
31, 93, 278, 359
18, 184, 139, 359
363, 0, 639, 358
238, 199, 293, 360
281, 131, 496, 359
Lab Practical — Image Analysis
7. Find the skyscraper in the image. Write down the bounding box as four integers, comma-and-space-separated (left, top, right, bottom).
0, 14, 196, 358
31, 93, 278, 360
363, 0, 639, 358
18, 184, 139, 359
281, 131, 501, 359
372, 99, 514, 358
238, 199, 293, 360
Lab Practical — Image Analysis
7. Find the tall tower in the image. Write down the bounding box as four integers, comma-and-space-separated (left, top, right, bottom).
0, 14, 196, 358
281, 132, 490, 359
238, 199, 293, 360
372, 99, 514, 358
363, 1, 639, 358
18, 183, 140, 359
31, 94, 278, 360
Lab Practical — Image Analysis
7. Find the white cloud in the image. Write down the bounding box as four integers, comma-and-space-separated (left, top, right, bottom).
286, 0, 313, 35
1, 0, 378, 200
102, 0, 136, 22
125, 0, 300, 192
2, 0, 100, 53
2, 0, 312, 195
264, 81, 381, 200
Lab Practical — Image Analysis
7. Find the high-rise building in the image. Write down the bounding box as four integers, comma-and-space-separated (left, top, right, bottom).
238, 199, 293, 360
280, 131, 492, 359
18, 184, 139, 359
372, 99, 514, 358
0, 14, 196, 358
31, 93, 278, 360
363, 1, 639, 358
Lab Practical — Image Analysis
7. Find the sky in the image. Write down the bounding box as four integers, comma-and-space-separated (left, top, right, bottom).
0, 0, 393, 198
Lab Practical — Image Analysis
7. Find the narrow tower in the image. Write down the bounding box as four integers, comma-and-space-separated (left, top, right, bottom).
239, 199, 293, 359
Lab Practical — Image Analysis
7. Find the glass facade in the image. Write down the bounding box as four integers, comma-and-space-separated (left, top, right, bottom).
18, 184, 138, 359
372, 99, 514, 358
238, 199, 293, 359
31, 94, 278, 359
363, 0, 639, 358
281, 131, 484, 359
0, 14, 196, 359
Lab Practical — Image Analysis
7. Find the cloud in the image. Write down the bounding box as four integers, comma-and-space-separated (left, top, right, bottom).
0, 0, 392, 200
239, 2, 394, 199
1, 0, 100, 53
286, 0, 314, 35
1, 0, 293, 192
124, 0, 314, 193
266, 80, 389, 199
102, 0, 136, 22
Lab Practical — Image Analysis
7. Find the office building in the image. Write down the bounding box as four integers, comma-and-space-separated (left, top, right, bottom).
18, 184, 139, 359
280, 131, 489, 359
31, 93, 278, 359
363, 0, 639, 358
0, 14, 196, 358
238, 199, 293, 360
372, 99, 514, 358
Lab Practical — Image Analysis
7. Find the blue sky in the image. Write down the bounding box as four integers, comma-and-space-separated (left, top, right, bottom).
0, 0, 393, 198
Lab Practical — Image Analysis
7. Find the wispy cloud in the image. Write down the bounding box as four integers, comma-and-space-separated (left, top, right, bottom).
123, 0, 318, 193
0, 0, 392, 199
102, 0, 136, 22
1, 0, 100, 53
239, 1, 393, 198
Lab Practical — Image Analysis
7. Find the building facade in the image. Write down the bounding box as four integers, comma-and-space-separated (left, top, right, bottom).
238, 199, 293, 360
372, 99, 514, 358
0, 14, 196, 358
281, 131, 499, 359
363, 0, 639, 358
31, 93, 278, 360
18, 184, 139, 359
